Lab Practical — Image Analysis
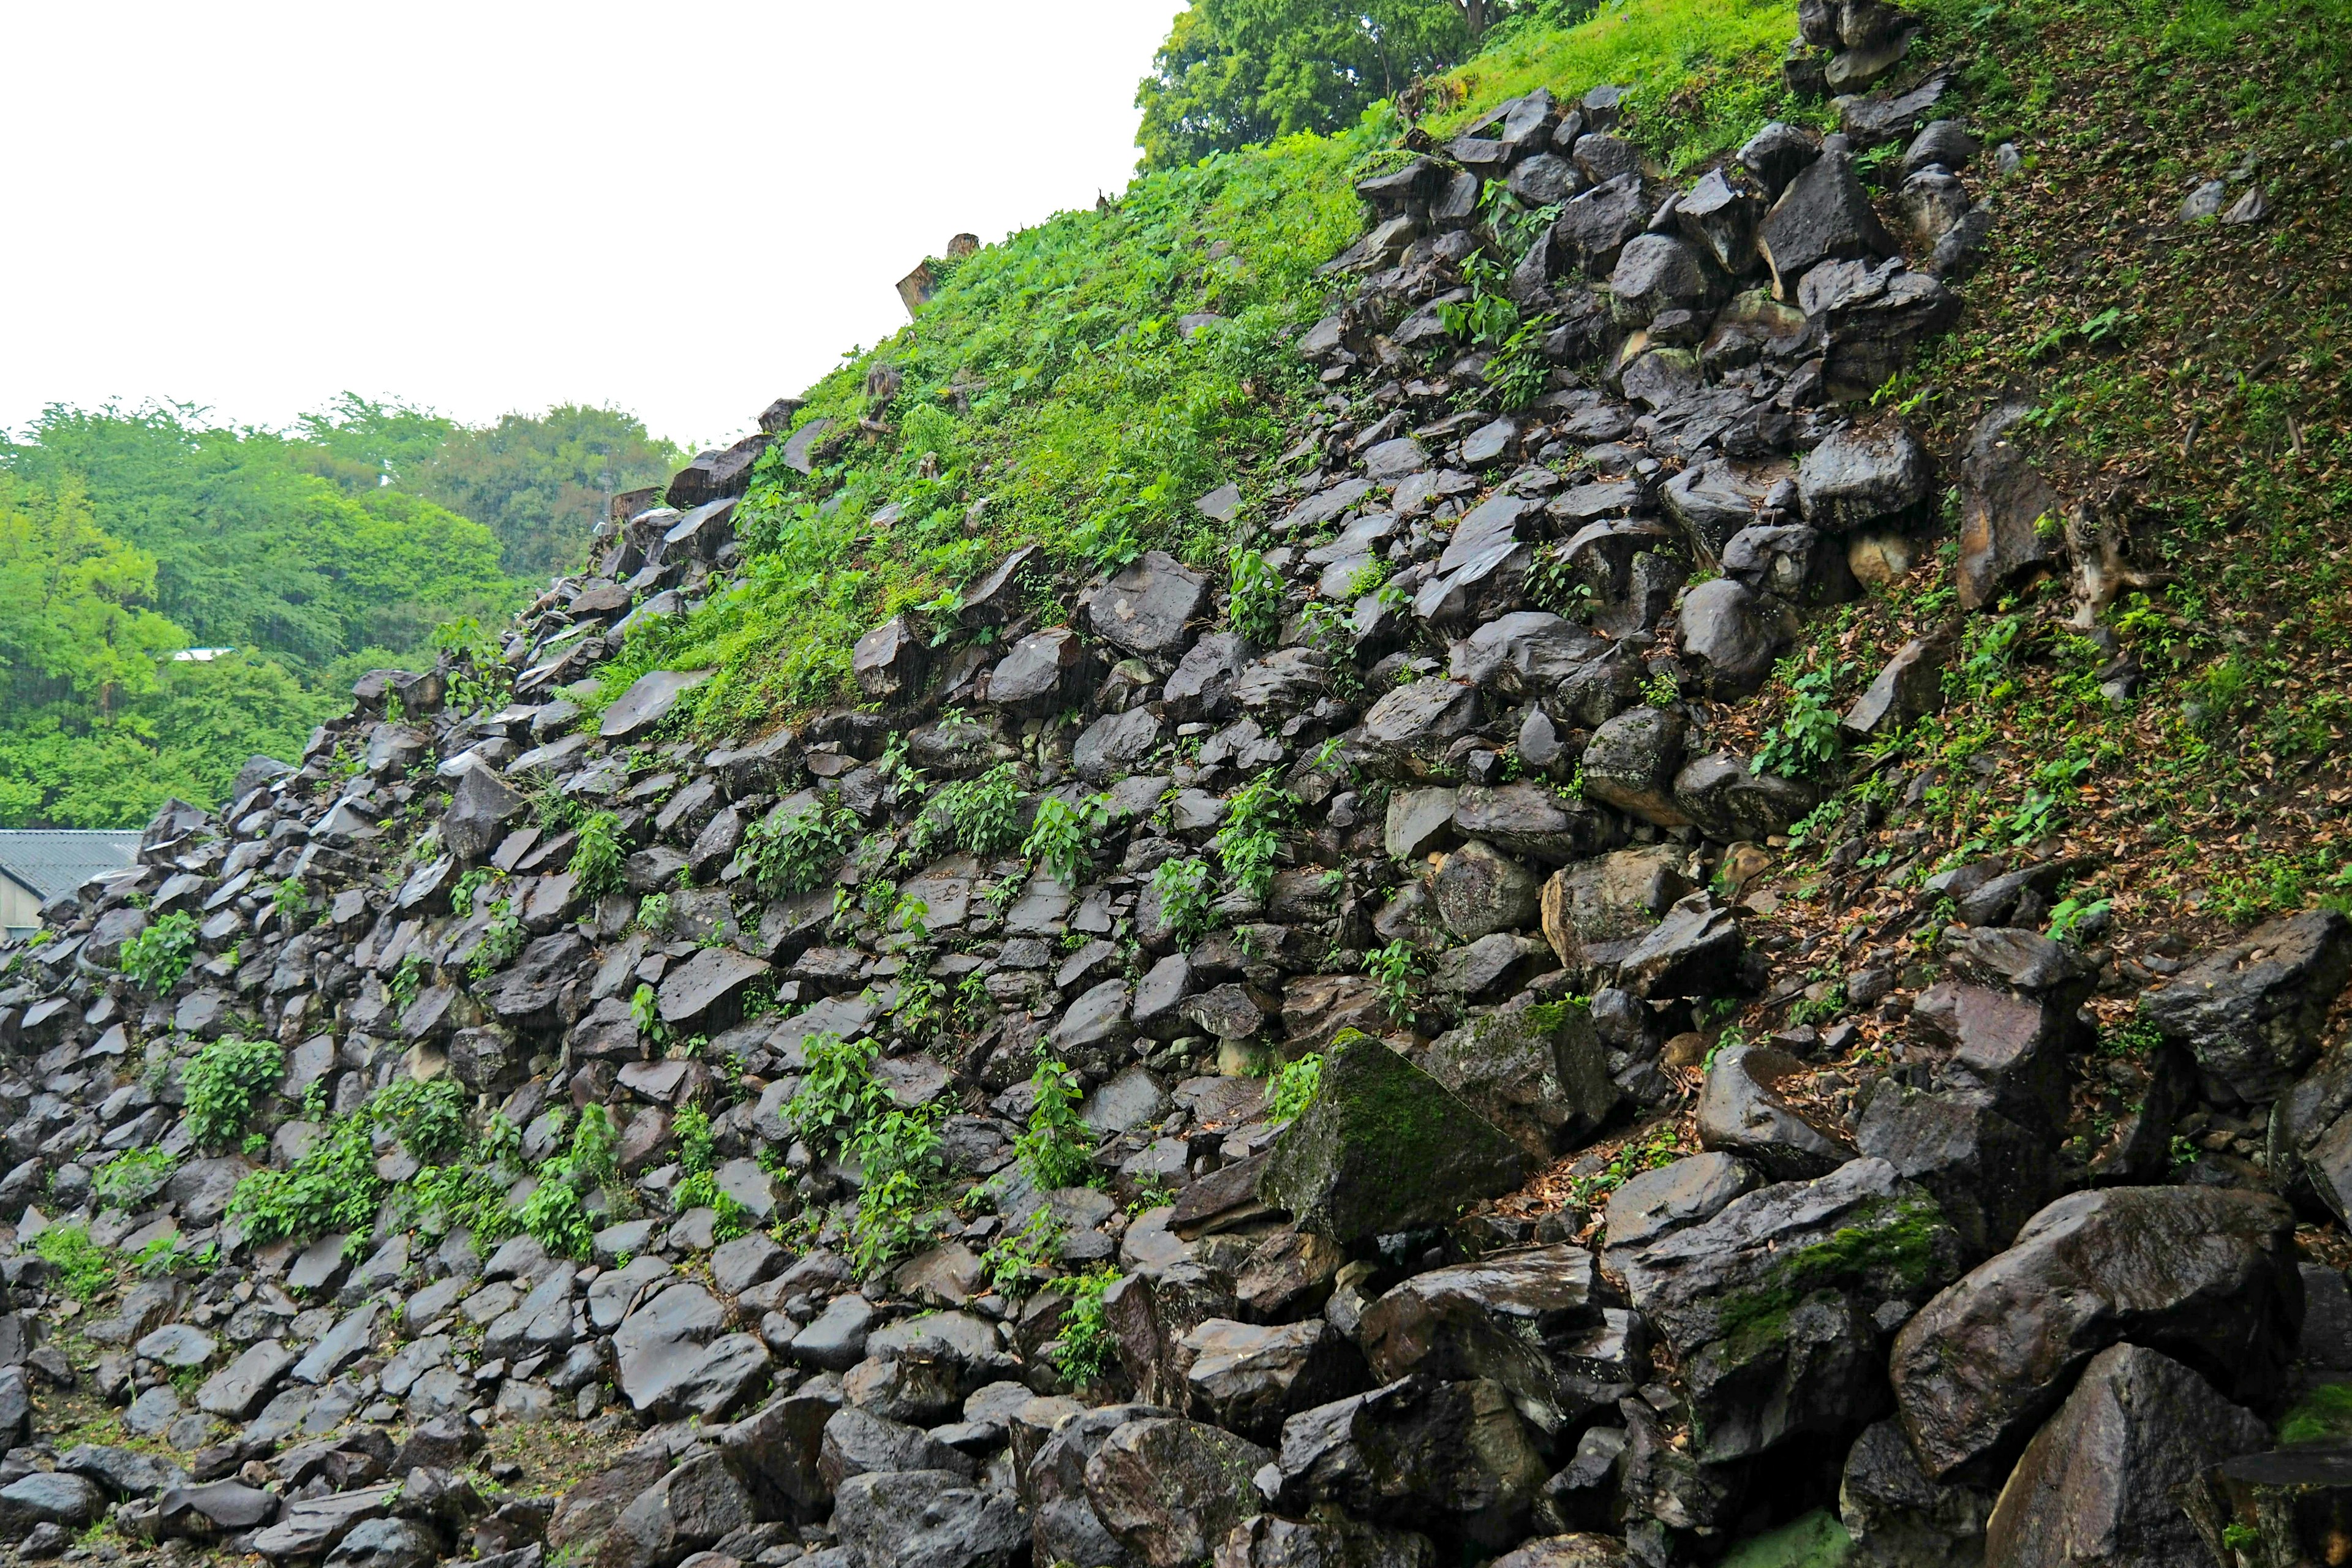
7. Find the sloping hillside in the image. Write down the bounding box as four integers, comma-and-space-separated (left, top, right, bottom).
0, 2, 2349, 1568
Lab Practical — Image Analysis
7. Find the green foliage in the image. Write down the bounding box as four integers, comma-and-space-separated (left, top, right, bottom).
389, 951, 427, 1013
402, 405, 682, 579
271, 876, 314, 929
515, 1104, 622, 1260
744, 798, 858, 897
0, 402, 523, 824
1024, 794, 1108, 886
1150, 855, 1215, 944
1015, 1060, 1098, 1190
375, 1077, 471, 1163
227, 1110, 383, 1248
1136, 0, 1494, 168
1227, 546, 1286, 645
945, 762, 1025, 858
1435, 256, 1521, 346
33, 1223, 116, 1302
469, 900, 526, 981
118, 910, 198, 993
1754, 660, 1845, 779
1053, 1265, 1122, 1385
1569, 1121, 1689, 1217
1267, 1053, 1323, 1126
846, 1105, 944, 1275
787, 1033, 895, 1154
673, 1101, 715, 1176
449, 867, 496, 919
629, 982, 670, 1050
1364, 940, 1422, 1024
91, 1147, 178, 1212
979, 1207, 1064, 1297
2046, 893, 2111, 944
568, 810, 627, 897
182, 1037, 285, 1150
1215, 769, 1293, 902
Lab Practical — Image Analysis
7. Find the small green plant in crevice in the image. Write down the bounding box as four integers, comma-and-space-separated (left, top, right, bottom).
469, 900, 527, 982
1363, 940, 1422, 1025
570, 810, 627, 897
744, 798, 859, 897
388, 951, 428, 1013
846, 1104, 944, 1275
183, 1037, 286, 1151
1150, 855, 1215, 944
945, 762, 1025, 859
1015, 1060, 1097, 1191
2046, 892, 2111, 944
636, 891, 673, 934
1754, 659, 1846, 780
449, 867, 497, 920
1564, 1121, 1686, 1217
1053, 1264, 1122, 1386
271, 877, 315, 929
630, 982, 671, 1049
673, 1101, 715, 1177
1228, 546, 1285, 646
514, 1104, 622, 1260
1786, 984, 1849, 1031
1267, 1053, 1323, 1126
1215, 769, 1294, 903
1024, 794, 1109, 887
980, 1207, 1064, 1297
92, 1148, 179, 1212
118, 910, 199, 993
32, 1224, 115, 1302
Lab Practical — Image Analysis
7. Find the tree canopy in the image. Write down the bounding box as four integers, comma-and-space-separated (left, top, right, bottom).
405, 405, 682, 581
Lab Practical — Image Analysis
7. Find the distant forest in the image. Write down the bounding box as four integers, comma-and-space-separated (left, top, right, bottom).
0, 398, 679, 827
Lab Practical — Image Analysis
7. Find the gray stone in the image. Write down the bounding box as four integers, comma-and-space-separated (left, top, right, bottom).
1180, 1318, 1366, 1444
1618, 892, 1745, 1000
1580, 707, 1687, 827
601, 669, 712, 741
1890, 1185, 2301, 1479
1085, 1418, 1272, 1568
1757, 149, 1893, 294
197, 1338, 296, 1420
1677, 578, 1792, 698
1420, 1003, 1615, 1159
1799, 420, 1932, 532
0, 1473, 104, 1528
1431, 840, 1541, 941
1604, 1153, 1757, 1252
1956, 403, 2066, 612
1090, 551, 1209, 657
615, 1284, 727, 1413
2139, 909, 2352, 1103
1697, 1043, 1855, 1180
1075, 708, 1164, 786
834, 1469, 1024, 1568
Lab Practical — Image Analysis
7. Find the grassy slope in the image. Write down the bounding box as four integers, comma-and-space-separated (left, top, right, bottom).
589, 0, 1806, 736
1726, 0, 2352, 959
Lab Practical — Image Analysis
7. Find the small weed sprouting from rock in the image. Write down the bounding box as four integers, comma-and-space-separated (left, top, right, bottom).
568, 810, 627, 897
1015, 1060, 1096, 1190
1266, 1053, 1323, 1127
118, 911, 198, 993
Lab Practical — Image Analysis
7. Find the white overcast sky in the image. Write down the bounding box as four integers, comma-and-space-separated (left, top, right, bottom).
0, 1, 1187, 452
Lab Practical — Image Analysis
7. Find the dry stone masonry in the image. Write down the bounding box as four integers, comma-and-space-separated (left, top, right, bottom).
0, 8, 2347, 1568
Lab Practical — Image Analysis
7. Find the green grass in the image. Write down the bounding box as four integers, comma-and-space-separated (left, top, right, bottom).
1436, 0, 1807, 170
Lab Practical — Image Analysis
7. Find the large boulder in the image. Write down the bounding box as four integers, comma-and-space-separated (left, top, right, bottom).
1085, 1418, 1272, 1568
1580, 707, 1688, 827
1697, 1043, 1856, 1180
1982, 1343, 2268, 1568
1419, 1002, 1617, 1159
1889, 1185, 2302, 1480
1757, 148, 1894, 295
1678, 579, 1793, 698
1431, 841, 1542, 941
1213, 1514, 1436, 1568
2139, 909, 2352, 1103
1617, 893, 1745, 1000
1089, 551, 1210, 656
1798, 421, 1932, 532
1257, 1033, 1532, 1245
1180, 1319, 1367, 1444
832, 1469, 1023, 1568
1955, 403, 2066, 612
1855, 1083, 2053, 1266
1358, 1245, 1638, 1434
443, 764, 529, 864
1617, 1157, 1962, 1463
1267, 1377, 1551, 1550
601, 668, 712, 741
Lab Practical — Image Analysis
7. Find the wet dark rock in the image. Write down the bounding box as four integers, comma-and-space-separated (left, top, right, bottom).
1677, 578, 1794, 697
1257, 1032, 1532, 1245
2139, 909, 2352, 1104
1580, 707, 1687, 827
1618, 893, 1746, 1001
1798, 420, 1931, 532
1419, 1003, 1616, 1159
832, 1469, 1023, 1568
1181, 1319, 1367, 1444
1956, 403, 2066, 612
1618, 1157, 1962, 1463
1697, 1043, 1855, 1180
1855, 1083, 2053, 1266
1757, 149, 1893, 295
1890, 1185, 2301, 1480
1983, 1343, 2267, 1568
1086, 1418, 1272, 1568
1431, 841, 1542, 942
1090, 552, 1210, 657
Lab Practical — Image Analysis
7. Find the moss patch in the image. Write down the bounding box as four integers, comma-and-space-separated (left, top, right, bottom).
2280, 1382, 2352, 1447
1721, 1508, 1856, 1568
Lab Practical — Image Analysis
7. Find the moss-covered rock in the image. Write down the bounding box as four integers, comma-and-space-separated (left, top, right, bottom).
1257, 1031, 1533, 1243
1420, 997, 1618, 1159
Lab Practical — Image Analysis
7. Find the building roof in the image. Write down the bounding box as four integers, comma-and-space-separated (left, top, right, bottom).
0, 831, 143, 901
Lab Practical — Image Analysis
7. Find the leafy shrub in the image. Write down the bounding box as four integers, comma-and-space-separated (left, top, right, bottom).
119, 911, 199, 993
673, 1101, 715, 1175
1053, 1265, 1122, 1385
1215, 771, 1294, 902
1363, 941, 1420, 1024
1267, 1054, 1323, 1126
228, 1112, 381, 1246
1753, 660, 1845, 779
1014, 1060, 1096, 1189
570, 810, 627, 896
635, 891, 673, 934
92, 1148, 178, 1212
630, 982, 671, 1049
450, 867, 496, 919
846, 1106, 943, 1275
1228, 547, 1284, 645
744, 799, 858, 897
947, 762, 1024, 859
787, 1033, 893, 1154
469, 900, 527, 981
1024, 794, 1109, 886
980, 1208, 1064, 1297
1150, 856, 1214, 944
515, 1104, 621, 1260
375, 1078, 470, 1163
183, 1037, 285, 1150
389, 952, 427, 1013
33, 1224, 115, 1302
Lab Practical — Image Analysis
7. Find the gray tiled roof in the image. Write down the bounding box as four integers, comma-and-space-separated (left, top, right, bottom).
0, 831, 141, 900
